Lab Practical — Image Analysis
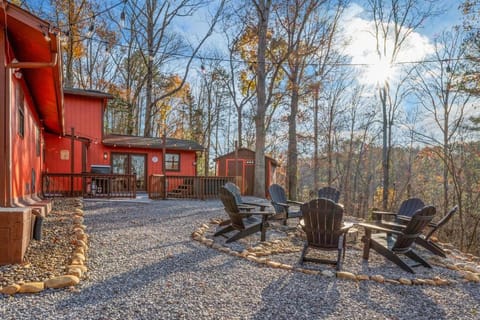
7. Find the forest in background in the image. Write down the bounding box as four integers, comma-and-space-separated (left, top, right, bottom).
19, 0, 480, 254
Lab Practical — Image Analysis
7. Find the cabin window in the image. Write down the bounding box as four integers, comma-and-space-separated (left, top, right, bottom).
36, 126, 41, 156
165, 153, 180, 171
17, 85, 25, 138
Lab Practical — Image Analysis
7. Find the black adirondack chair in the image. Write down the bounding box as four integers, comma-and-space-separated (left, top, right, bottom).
359, 205, 436, 273
317, 187, 340, 203
224, 182, 269, 211
218, 182, 269, 226
214, 187, 272, 243
268, 184, 303, 225
299, 198, 353, 270
398, 205, 458, 258
372, 197, 425, 222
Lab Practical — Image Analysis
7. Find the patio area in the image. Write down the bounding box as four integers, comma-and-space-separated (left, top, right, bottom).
1, 197, 479, 319
193, 206, 479, 284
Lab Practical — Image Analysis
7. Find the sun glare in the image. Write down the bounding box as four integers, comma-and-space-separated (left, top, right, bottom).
364, 58, 394, 85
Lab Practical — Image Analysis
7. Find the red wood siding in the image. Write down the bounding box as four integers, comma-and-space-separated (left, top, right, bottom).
215, 148, 277, 195
104, 146, 197, 176
64, 94, 103, 141
11, 79, 43, 201
45, 93, 198, 177
43, 133, 83, 173
44, 135, 197, 177
88, 141, 110, 168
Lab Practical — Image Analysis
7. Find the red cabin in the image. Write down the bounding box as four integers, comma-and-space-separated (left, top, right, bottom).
44, 88, 204, 191
0, 2, 63, 264
214, 148, 278, 195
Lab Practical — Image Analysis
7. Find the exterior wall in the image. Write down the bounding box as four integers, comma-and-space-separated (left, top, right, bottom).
44, 93, 198, 177
215, 149, 277, 195
64, 94, 103, 142
0, 4, 62, 265
44, 135, 197, 177
11, 76, 43, 202
43, 93, 106, 174
217, 149, 255, 176
88, 140, 110, 169
43, 133, 84, 173
104, 146, 197, 176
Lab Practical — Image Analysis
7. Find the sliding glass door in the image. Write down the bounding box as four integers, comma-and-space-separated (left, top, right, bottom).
111, 153, 146, 190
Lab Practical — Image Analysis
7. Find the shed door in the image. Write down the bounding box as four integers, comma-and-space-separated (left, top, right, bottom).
226, 159, 243, 192
244, 163, 255, 196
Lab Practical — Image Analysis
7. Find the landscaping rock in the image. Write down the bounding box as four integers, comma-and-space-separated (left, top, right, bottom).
371, 275, 385, 283
44, 275, 80, 289
336, 271, 357, 281
18, 282, 44, 293
1, 284, 20, 295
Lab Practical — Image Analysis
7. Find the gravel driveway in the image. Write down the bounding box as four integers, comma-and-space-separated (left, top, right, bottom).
1, 198, 479, 319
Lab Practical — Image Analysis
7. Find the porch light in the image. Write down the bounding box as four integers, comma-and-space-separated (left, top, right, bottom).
103, 152, 108, 160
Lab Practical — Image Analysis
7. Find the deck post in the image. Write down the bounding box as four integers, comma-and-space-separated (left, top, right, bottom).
70, 127, 75, 196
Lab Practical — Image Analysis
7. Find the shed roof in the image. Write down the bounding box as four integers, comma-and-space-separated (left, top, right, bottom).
64, 87, 114, 99
103, 134, 204, 151
1, 1, 64, 134
214, 148, 278, 166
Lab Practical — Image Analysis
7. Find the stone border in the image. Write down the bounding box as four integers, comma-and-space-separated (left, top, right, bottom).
1, 199, 89, 295
192, 219, 480, 286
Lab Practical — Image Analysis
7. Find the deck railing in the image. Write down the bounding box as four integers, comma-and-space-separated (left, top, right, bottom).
42, 173, 137, 198
148, 175, 236, 200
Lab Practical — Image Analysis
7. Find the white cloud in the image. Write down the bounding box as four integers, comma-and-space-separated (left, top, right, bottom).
339, 3, 435, 85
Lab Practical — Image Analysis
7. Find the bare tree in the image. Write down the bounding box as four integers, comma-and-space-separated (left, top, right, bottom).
221, 20, 256, 148
272, 0, 323, 200
117, 0, 225, 137
412, 28, 472, 248
366, 0, 439, 209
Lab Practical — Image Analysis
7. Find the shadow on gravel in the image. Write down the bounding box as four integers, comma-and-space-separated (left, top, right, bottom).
252, 274, 341, 319
55, 242, 223, 310
350, 282, 449, 319
253, 273, 451, 320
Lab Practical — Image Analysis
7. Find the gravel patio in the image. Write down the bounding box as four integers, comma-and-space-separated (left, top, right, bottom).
1, 197, 479, 319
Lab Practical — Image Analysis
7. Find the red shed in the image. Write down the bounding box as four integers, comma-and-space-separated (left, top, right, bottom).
0, 2, 63, 264
44, 88, 204, 191
214, 148, 278, 195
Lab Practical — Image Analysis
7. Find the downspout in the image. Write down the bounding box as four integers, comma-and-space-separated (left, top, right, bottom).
0, 26, 11, 206
7, 52, 58, 69
6, 48, 63, 137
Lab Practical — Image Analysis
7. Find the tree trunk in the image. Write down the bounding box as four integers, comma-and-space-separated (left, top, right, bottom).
327, 99, 334, 186
253, 0, 271, 198
287, 82, 299, 200
443, 100, 449, 212
380, 85, 389, 210
143, 0, 155, 137
313, 85, 319, 191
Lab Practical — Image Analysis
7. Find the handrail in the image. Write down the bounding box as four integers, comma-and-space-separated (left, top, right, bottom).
148, 175, 236, 200
42, 172, 136, 199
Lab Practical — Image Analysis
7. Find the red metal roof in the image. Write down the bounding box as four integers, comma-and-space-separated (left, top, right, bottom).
0, 1, 64, 134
